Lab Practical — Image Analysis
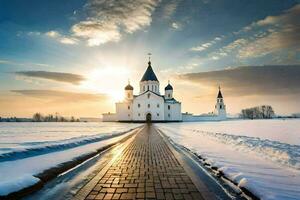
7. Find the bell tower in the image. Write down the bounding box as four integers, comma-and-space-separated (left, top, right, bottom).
215, 86, 227, 119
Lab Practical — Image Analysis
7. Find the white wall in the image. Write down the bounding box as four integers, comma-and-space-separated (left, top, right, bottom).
132, 91, 164, 121
102, 113, 117, 122
116, 102, 132, 121
182, 113, 225, 122
164, 102, 182, 121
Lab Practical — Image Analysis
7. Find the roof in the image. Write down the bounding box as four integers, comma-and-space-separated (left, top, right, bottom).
125, 84, 133, 90
165, 83, 173, 90
217, 89, 223, 98
140, 61, 159, 82
134, 90, 180, 104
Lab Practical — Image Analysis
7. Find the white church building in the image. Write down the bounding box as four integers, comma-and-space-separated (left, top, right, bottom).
102, 59, 226, 122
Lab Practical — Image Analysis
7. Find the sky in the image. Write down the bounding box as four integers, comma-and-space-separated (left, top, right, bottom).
0, 0, 300, 117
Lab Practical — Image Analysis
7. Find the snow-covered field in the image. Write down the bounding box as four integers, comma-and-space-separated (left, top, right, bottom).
0, 122, 141, 196
157, 119, 300, 200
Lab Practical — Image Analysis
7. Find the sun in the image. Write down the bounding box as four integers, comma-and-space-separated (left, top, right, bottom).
109, 91, 124, 102
79, 66, 130, 102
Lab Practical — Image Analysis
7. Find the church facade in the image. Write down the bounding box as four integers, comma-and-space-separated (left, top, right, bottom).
103, 60, 181, 122
102, 59, 226, 122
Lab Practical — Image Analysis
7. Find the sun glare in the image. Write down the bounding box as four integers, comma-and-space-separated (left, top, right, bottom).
109, 91, 124, 102
79, 66, 130, 102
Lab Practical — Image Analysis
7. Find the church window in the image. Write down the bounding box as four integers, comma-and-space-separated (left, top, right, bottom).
157, 113, 159, 117
168, 105, 171, 110
138, 113, 140, 116
147, 93, 151, 99
147, 85, 149, 90
157, 104, 159, 108
138, 103, 140, 108
220, 105, 222, 109
168, 114, 170, 118
148, 104, 150, 108
128, 106, 130, 110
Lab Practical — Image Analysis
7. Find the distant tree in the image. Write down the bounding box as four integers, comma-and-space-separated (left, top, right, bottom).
33, 113, 43, 122
70, 116, 75, 122
55, 112, 59, 122
241, 105, 275, 119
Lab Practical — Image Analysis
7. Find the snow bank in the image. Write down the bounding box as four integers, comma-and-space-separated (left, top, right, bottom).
0, 128, 137, 162
157, 121, 300, 200
192, 129, 300, 169
0, 127, 140, 197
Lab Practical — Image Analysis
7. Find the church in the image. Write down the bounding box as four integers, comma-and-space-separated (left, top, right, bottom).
102, 59, 227, 122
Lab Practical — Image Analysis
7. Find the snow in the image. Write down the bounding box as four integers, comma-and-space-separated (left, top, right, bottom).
0, 122, 141, 196
156, 119, 300, 200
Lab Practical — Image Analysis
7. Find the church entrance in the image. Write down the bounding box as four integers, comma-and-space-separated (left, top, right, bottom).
146, 113, 152, 123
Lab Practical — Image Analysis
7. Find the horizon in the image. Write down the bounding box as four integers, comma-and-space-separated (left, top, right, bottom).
1, 0, 300, 117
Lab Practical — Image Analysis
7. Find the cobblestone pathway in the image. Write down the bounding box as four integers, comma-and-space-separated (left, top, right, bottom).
78, 125, 204, 200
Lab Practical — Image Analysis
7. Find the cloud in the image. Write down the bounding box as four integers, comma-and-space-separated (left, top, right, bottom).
190, 36, 223, 52
15, 71, 85, 85
178, 65, 300, 97
209, 38, 248, 59
59, 37, 78, 45
71, 0, 160, 46
238, 4, 300, 58
171, 22, 181, 29
45, 31, 60, 38
45, 31, 78, 45
11, 90, 107, 102
225, 4, 300, 59
238, 28, 300, 58
162, 0, 180, 19
0, 59, 51, 68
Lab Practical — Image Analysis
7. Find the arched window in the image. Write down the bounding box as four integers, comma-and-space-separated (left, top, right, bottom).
157, 104, 159, 108
138, 113, 140, 116
148, 104, 150, 108
168, 114, 170, 118
168, 94, 170, 98
168, 105, 171, 110
157, 113, 159, 116
220, 105, 222, 109
147, 93, 151, 99
138, 103, 140, 108
147, 85, 149, 90
128, 106, 130, 110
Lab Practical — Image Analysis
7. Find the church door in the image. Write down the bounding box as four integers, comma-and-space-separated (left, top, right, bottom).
146, 113, 152, 123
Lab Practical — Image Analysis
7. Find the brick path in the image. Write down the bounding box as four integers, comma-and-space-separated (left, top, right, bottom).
77, 125, 204, 200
